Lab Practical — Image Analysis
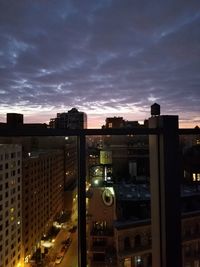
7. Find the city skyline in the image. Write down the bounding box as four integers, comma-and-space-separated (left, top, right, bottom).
0, 0, 200, 128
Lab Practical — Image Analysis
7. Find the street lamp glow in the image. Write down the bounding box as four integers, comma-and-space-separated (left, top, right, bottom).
94, 179, 99, 185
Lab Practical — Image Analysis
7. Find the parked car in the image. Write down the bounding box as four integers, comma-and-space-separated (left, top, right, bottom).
69, 225, 77, 233
62, 237, 72, 247
60, 246, 66, 253
55, 254, 63, 265
55, 247, 66, 265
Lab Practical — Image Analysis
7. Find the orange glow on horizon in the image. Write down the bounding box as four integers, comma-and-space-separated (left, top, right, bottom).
0, 112, 199, 129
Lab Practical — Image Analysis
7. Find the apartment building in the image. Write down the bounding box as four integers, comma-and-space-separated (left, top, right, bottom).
49, 107, 87, 129
87, 183, 200, 267
0, 144, 22, 267
22, 149, 65, 263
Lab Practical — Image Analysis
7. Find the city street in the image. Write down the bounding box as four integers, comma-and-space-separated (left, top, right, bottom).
59, 231, 78, 267
44, 227, 78, 267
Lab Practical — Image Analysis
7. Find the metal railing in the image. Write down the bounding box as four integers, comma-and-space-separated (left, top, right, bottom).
0, 125, 199, 267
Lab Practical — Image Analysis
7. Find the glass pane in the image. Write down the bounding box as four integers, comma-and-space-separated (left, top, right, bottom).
86, 135, 151, 267
180, 133, 200, 265
0, 135, 78, 267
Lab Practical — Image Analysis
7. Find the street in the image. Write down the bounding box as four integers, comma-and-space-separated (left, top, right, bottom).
59, 231, 78, 267
45, 228, 78, 267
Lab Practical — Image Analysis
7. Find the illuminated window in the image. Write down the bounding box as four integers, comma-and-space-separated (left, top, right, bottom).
193, 173, 196, 181
197, 174, 200, 181
10, 208, 14, 213
10, 216, 15, 221
124, 258, 131, 267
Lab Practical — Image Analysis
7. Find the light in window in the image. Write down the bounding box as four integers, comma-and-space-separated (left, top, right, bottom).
10, 208, 14, 213
193, 173, 196, 181
124, 258, 131, 267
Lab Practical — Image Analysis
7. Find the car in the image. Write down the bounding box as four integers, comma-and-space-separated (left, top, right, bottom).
69, 225, 77, 233
55, 254, 63, 265
66, 237, 72, 246
62, 237, 72, 248
60, 246, 66, 253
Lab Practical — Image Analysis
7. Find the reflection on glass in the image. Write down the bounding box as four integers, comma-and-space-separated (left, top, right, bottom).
86, 135, 150, 267
0, 130, 200, 267
0, 136, 78, 267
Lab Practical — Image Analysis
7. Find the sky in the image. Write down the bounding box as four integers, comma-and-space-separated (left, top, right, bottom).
0, 0, 200, 128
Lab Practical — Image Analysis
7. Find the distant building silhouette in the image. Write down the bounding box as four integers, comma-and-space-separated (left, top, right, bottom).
0, 113, 47, 129
49, 108, 87, 129
7, 113, 23, 126
103, 116, 143, 129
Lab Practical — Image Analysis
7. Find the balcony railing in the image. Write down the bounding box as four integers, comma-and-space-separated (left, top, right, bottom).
0, 122, 200, 267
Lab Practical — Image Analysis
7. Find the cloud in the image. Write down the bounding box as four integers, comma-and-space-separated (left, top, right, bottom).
0, 0, 199, 127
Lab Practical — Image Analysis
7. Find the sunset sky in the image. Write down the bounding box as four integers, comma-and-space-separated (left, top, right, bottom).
0, 0, 200, 128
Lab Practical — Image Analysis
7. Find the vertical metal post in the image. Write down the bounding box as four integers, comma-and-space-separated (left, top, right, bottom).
149, 116, 182, 267
78, 133, 87, 267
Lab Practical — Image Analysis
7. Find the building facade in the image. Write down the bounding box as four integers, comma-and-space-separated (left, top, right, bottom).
22, 149, 65, 263
49, 108, 87, 129
87, 183, 200, 267
0, 144, 22, 267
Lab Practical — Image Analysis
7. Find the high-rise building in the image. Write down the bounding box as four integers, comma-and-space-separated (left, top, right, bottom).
49, 108, 87, 129
0, 144, 22, 267
7, 113, 23, 127
22, 149, 65, 263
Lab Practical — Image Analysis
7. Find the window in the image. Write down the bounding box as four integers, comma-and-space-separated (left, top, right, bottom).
11, 152, 16, 159
135, 234, 141, 248
124, 258, 131, 267
124, 237, 131, 250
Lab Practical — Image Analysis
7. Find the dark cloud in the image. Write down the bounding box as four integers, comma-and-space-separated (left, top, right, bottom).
0, 0, 200, 127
